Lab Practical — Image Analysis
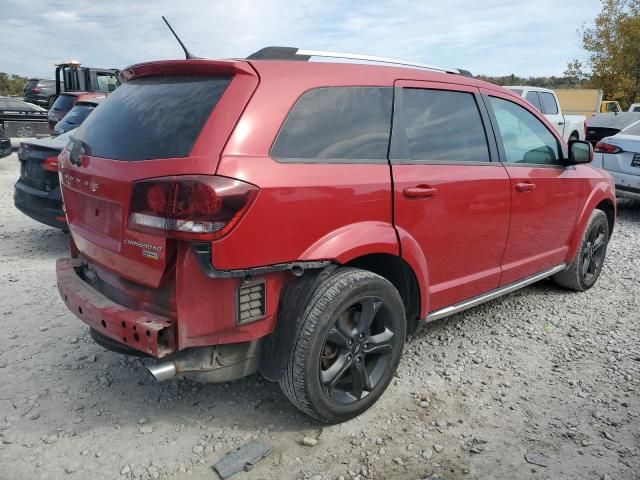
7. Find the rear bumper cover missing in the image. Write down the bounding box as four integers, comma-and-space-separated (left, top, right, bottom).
56, 258, 176, 358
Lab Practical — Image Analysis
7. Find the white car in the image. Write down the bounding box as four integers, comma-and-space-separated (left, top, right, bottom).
506, 86, 586, 143
592, 119, 640, 200
629, 103, 640, 113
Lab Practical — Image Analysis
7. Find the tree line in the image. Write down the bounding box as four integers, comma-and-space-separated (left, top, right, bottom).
0, 73, 28, 97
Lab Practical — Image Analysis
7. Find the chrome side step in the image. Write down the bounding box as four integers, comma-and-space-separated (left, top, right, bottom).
425, 264, 567, 322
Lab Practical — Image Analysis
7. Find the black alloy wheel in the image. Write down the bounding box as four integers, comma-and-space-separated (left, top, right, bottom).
319, 297, 396, 405
279, 268, 406, 423
581, 221, 607, 283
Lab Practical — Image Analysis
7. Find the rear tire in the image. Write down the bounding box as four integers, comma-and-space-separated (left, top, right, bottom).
279, 268, 406, 423
553, 209, 609, 291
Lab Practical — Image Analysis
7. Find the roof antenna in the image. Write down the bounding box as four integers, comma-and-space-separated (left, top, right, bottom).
162, 16, 199, 59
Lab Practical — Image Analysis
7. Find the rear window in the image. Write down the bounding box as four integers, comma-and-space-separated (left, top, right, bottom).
51, 95, 77, 112
57, 105, 95, 129
71, 75, 231, 161
26, 79, 39, 88
271, 87, 392, 162
622, 121, 640, 136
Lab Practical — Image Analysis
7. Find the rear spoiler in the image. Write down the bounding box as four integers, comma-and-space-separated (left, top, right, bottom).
120, 59, 256, 82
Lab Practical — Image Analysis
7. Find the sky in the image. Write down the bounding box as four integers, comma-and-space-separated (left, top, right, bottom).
2, 0, 602, 79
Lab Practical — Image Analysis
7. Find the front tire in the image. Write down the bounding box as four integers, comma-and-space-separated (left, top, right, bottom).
553, 209, 610, 291
279, 268, 406, 423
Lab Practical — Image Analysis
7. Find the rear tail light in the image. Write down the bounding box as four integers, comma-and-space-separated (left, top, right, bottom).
128, 175, 258, 240
43, 155, 59, 172
32, 87, 41, 93
594, 142, 623, 154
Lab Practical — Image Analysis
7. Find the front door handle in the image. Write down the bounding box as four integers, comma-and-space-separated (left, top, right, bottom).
515, 182, 536, 193
403, 186, 438, 199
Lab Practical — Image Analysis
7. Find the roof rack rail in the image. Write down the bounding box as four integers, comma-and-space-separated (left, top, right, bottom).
246, 46, 470, 76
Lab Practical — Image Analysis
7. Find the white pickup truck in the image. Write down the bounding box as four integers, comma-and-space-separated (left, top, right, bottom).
506, 86, 586, 142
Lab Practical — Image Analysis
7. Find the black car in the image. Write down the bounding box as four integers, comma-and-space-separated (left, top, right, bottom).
0, 97, 49, 138
0, 127, 10, 158
586, 112, 640, 146
23, 79, 59, 108
53, 97, 104, 135
14, 131, 71, 229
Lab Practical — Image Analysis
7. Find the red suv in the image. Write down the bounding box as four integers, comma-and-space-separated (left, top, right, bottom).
56, 48, 616, 423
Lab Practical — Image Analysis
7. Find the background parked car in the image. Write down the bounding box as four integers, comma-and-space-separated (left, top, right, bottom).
506, 86, 586, 141
47, 92, 106, 132
23, 79, 58, 108
0, 97, 49, 138
592, 119, 640, 201
0, 127, 11, 158
586, 111, 640, 146
52, 97, 104, 135
14, 130, 72, 230
629, 103, 640, 112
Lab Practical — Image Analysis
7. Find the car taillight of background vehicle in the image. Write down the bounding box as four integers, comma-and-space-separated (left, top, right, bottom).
43, 156, 59, 172
128, 176, 258, 241
594, 142, 623, 154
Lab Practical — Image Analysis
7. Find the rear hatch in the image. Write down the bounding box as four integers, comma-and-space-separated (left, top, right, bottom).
59, 60, 258, 288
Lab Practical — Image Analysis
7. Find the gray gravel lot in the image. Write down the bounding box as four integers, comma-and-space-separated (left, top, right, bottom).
0, 152, 638, 480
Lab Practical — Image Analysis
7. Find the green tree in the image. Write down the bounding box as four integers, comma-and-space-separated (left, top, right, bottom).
579, 0, 640, 108
0, 73, 28, 96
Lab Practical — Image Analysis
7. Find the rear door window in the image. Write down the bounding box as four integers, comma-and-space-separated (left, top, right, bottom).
392, 88, 490, 163
271, 87, 392, 162
525, 91, 543, 112
539, 92, 559, 115
71, 75, 231, 161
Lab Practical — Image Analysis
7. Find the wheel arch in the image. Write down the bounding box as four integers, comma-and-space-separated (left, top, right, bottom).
299, 221, 429, 326
344, 253, 422, 335
566, 185, 616, 263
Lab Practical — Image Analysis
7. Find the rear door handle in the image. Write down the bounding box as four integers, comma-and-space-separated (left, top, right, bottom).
515, 182, 536, 193
403, 186, 438, 199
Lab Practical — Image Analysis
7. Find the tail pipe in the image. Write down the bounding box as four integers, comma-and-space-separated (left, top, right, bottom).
147, 362, 177, 382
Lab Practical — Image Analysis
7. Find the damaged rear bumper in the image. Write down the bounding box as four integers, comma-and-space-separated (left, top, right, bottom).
56, 258, 176, 358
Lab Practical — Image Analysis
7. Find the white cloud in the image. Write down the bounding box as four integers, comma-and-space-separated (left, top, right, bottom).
1, 0, 601, 78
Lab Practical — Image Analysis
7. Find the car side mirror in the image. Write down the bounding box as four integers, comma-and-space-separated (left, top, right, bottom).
568, 140, 593, 165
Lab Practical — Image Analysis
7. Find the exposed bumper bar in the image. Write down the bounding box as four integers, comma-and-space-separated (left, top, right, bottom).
56, 258, 176, 358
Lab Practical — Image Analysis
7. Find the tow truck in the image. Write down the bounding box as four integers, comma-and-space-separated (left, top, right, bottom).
48, 61, 120, 131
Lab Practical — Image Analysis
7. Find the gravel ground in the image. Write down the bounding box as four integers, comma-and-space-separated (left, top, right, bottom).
0, 152, 639, 480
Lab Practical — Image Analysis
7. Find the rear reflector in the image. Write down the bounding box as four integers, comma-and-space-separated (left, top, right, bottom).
128, 175, 258, 241
237, 281, 265, 324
